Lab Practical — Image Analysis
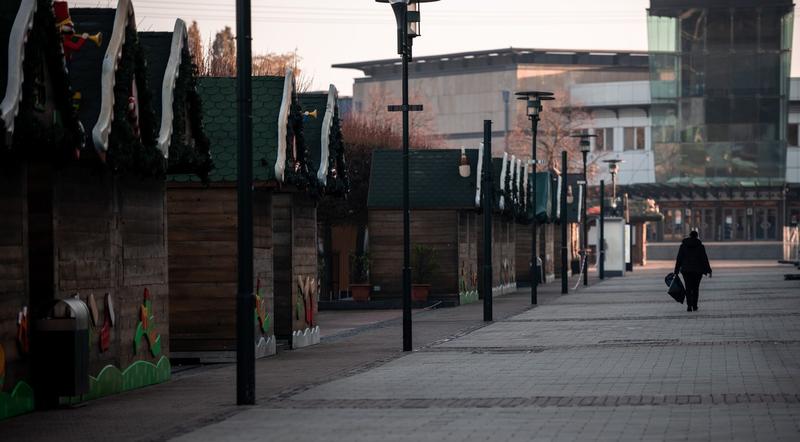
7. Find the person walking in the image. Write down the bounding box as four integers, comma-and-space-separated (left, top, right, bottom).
674, 230, 712, 312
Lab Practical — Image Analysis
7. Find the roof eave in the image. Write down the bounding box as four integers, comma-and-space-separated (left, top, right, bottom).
1, 0, 38, 138
91, 0, 135, 155
156, 18, 188, 158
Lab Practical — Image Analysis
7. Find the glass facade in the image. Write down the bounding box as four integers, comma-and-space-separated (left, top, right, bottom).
648, 1, 794, 183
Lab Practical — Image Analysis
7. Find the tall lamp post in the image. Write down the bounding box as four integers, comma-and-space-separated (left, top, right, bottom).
515, 91, 554, 305
603, 158, 623, 212
377, 0, 440, 352
571, 134, 596, 286
235, 0, 255, 406
560, 151, 568, 294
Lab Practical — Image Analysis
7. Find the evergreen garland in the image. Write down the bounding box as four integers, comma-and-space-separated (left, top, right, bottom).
501, 161, 515, 221
283, 91, 323, 194
4, 0, 83, 161
106, 26, 165, 177
166, 44, 213, 181
324, 103, 350, 197
517, 175, 532, 225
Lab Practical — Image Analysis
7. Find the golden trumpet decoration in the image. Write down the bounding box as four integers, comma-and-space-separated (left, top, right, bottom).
303, 109, 318, 119
87, 32, 103, 47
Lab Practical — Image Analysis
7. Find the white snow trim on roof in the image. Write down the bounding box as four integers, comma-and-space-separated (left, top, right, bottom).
555, 174, 562, 219
92, 0, 135, 153
156, 19, 187, 159
515, 158, 523, 203
318, 84, 336, 184
509, 155, 517, 204
523, 161, 530, 206
474, 143, 484, 208
1, 0, 37, 137
498, 152, 509, 211
275, 67, 294, 182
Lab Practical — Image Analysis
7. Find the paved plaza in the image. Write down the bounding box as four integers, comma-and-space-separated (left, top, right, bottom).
2, 261, 798, 441
176, 262, 800, 441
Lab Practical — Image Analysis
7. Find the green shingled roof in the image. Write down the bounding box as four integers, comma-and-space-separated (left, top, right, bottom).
169, 76, 285, 183
368, 149, 480, 210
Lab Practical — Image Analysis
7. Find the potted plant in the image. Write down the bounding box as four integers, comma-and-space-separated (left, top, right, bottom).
349, 252, 371, 302
411, 244, 439, 302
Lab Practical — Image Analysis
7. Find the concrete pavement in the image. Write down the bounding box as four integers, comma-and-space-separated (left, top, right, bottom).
174, 261, 800, 442
0, 266, 568, 441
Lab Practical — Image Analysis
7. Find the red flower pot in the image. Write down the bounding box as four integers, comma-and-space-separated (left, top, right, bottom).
411, 284, 431, 302
350, 284, 371, 302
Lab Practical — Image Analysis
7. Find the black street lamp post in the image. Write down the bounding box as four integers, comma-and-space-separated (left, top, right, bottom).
515, 91, 554, 305
603, 158, 624, 212
571, 134, 596, 287
482, 121, 493, 322
599, 179, 605, 280
378, 0, 440, 352
560, 151, 568, 294
235, 0, 255, 405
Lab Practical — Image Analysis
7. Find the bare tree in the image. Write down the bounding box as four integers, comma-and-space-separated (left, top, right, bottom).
190, 24, 313, 88
253, 49, 314, 92
355, 86, 442, 148
507, 94, 607, 178
187, 21, 204, 73
208, 26, 236, 77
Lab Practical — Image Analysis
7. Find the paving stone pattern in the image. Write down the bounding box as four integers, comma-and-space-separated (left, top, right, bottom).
177, 262, 800, 441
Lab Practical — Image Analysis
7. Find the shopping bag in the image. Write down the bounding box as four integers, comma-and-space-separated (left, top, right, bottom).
665, 272, 685, 304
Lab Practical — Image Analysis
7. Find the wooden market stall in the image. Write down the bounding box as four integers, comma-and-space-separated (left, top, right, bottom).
167, 73, 345, 356
2, 0, 177, 415
367, 147, 523, 306
1, 0, 84, 418
514, 172, 556, 285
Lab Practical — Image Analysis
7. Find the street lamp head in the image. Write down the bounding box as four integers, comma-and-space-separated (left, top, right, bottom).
459, 147, 471, 178
376, 0, 440, 39
571, 133, 597, 153
603, 158, 624, 175
515, 91, 554, 118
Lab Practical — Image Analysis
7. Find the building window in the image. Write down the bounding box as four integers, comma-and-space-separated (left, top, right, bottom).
624, 127, 646, 151
595, 128, 613, 151
788, 123, 799, 147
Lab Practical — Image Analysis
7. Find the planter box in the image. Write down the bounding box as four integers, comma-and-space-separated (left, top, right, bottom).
411, 284, 431, 302
350, 284, 371, 302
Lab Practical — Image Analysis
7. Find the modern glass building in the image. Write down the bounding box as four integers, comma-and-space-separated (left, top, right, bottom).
648, 0, 794, 183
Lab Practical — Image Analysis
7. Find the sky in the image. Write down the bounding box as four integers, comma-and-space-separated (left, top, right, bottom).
70, 0, 800, 96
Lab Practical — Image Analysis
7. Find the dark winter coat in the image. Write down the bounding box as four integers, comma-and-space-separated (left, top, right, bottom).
674, 237, 712, 275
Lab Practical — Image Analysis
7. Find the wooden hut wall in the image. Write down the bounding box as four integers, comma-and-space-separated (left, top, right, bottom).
457, 211, 480, 300
369, 209, 470, 302
477, 215, 517, 291
290, 195, 317, 335
273, 193, 292, 339
272, 192, 318, 342
168, 186, 236, 352
167, 185, 273, 354
515, 228, 532, 285
253, 189, 274, 328
116, 177, 168, 366
50, 167, 169, 372
0, 164, 28, 388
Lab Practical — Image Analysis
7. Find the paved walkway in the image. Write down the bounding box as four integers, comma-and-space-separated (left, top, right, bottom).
173, 261, 800, 442
0, 267, 571, 441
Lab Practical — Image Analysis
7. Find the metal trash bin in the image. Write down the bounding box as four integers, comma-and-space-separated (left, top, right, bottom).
35, 298, 91, 397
